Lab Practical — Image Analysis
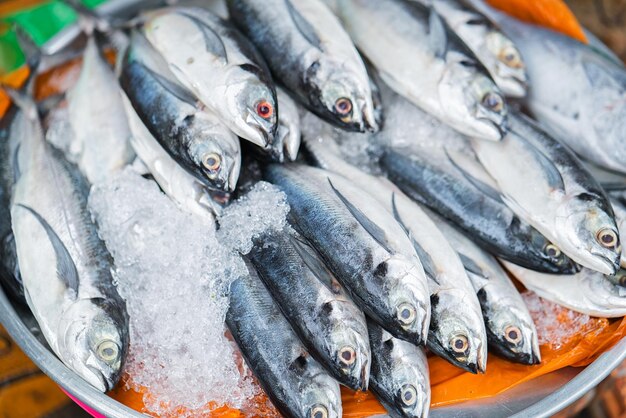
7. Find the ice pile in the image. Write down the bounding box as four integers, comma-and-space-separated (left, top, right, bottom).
89, 168, 288, 416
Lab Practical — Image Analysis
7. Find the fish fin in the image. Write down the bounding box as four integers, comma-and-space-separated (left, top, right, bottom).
16, 204, 79, 297
141, 63, 198, 106
182, 14, 228, 62
457, 252, 486, 278
517, 137, 565, 193
289, 233, 341, 293
428, 8, 447, 58
14, 25, 41, 71
390, 193, 439, 283
285, 0, 322, 49
12, 142, 21, 182
328, 177, 393, 253
445, 148, 503, 203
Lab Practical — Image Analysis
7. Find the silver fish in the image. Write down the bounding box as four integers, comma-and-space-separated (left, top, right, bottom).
226, 261, 342, 418
9, 90, 128, 392
66, 35, 135, 184
334, 0, 507, 141
368, 321, 430, 418
503, 261, 626, 318
472, 112, 621, 275
120, 30, 241, 192
247, 229, 370, 390
428, 210, 540, 365
227, 0, 377, 133
142, 7, 278, 148
264, 164, 431, 345
305, 136, 487, 373
610, 193, 626, 269
269, 87, 302, 163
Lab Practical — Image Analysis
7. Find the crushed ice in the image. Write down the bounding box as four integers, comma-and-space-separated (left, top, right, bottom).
89, 168, 288, 416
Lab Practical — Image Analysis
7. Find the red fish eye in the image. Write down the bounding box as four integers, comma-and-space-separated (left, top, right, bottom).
334, 97, 352, 115
256, 101, 273, 119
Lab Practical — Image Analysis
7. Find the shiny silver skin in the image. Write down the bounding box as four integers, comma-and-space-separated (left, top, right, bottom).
334, 0, 508, 141
142, 7, 278, 148
609, 192, 626, 270
227, 0, 378, 133
429, 210, 540, 365
8, 91, 128, 392
264, 164, 431, 345
120, 30, 241, 192
472, 112, 620, 276
305, 136, 487, 373
226, 262, 342, 418
247, 229, 371, 390
368, 321, 430, 418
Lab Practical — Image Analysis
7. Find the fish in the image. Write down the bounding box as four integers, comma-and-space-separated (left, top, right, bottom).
482, 7, 626, 174
415, 0, 527, 97
269, 87, 302, 163
121, 92, 220, 222
263, 163, 431, 345
427, 209, 540, 365
304, 136, 487, 373
333, 0, 507, 141
65, 32, 135, 184
120, 30, 241, 192
247, 228, 370, 390
142, 7, 278, 149
377, 94, 577, 274
226, 261, 342, 418
471, 112, 621, 276
227, 0, 377, 133
8, 89, 129, 392
503, 261, 626, 318
610, 193, 626, 269
368, 321, 430, 418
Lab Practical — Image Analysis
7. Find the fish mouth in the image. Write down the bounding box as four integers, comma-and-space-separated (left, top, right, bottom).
85, 365, 113, 392
587, 252, 620, 276
245, 111, 274, 149
427, 336, 483, 374
497, 77, 527, 99
475, 117, 507, 141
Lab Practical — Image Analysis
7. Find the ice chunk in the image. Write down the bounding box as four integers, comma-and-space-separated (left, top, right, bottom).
89, 168, 288, 416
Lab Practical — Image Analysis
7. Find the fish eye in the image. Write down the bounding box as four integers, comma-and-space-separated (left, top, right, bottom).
450, 335, 468, 354
334, 97, 352, 116
596, 228, 618, 248
338, 346, 356, 366
504, 325, 522, 345
396, 302, 416, 325
481, 92, 504, 113
310, 404, 328, 418
202, 153, 221, 173
499, 45, 523, 69
399, 384, 417, 406
618, 273, 626, 287
544, 243, 562, 259
96, 340, 120, 364
255, 100, 274, 119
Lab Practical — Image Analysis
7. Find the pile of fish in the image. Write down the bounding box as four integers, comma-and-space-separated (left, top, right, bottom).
1, 0, 626, 417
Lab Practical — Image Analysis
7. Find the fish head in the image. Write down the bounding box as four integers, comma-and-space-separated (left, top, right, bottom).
381, 255, 431, 344
60, 299, 128, 392
387, 351, 430, 418
187, 117, 242, 192
484, 31, 527, 98
440, 55, 508, 141
523, 227, 580, 274
300, 364, 342, 418
485, 300, 540, 365
428, 290, 487, 373
226, 72, 278, 149
557, 195, 621, 275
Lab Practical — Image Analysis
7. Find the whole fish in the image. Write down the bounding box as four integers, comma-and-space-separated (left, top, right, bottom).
120, 30, 241, 192
248, 229, 370, 390
226, 261, 342, 418
269, 88, 302, 163
264, 164, 431, 345
503, 262, 626, 318
419, 0, 527, 97
334, 0, 507, 141
227, 0, 377, 133
66, 33, 135, 184
428, 210, 540, 364
378, 94, 577, 274
472, 113, 621, 275
9, 90, 129, 392
368, 321, 430, 418
142, 7, 278, 148
305, 136, 487, 373
121, 92, 220, 222
483, 8, 626, 174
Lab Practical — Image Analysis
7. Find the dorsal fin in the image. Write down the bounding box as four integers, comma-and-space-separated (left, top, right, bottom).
142, 62, 198, 106
445, 149, 503, 203
458, 252, 485, 278
16, 204, 79, 297
328, 178, 393, 253
182, 13, 228, 61
514, 133, 565, 193
289, 233, 341, 294
285, 0, 322, 49
428, 8, 447, 58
